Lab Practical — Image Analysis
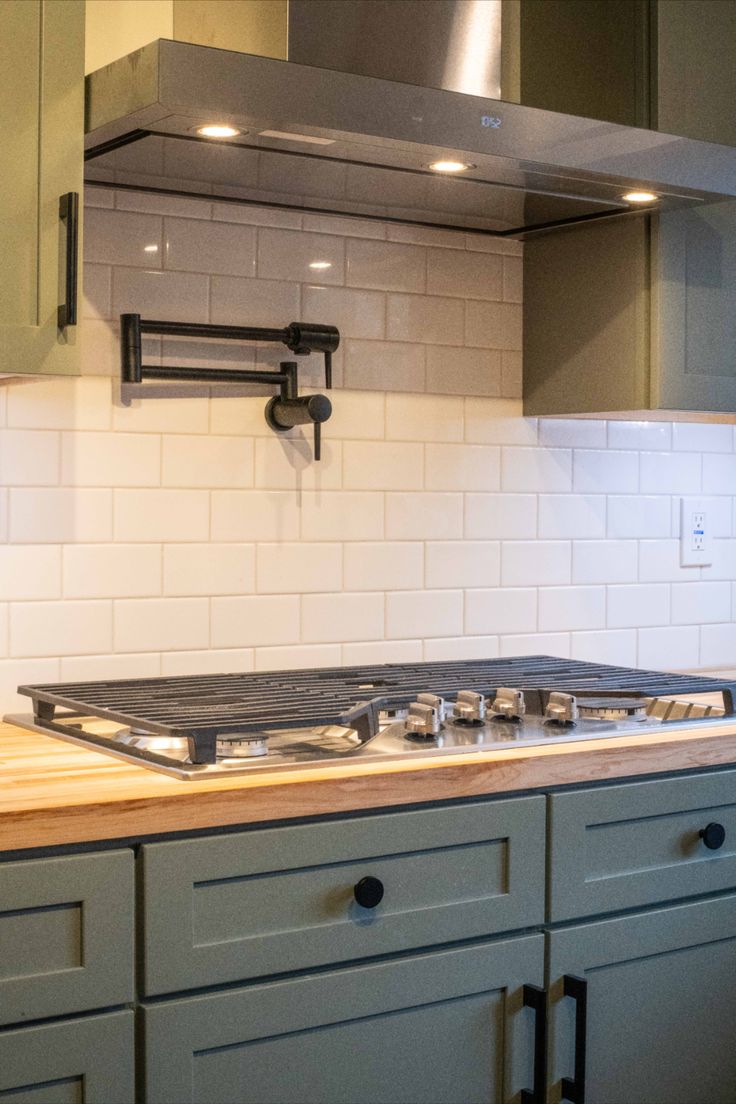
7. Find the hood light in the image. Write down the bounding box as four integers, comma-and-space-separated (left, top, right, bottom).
309, 261, 332, 270
196, 124, 241, 138
428, 160, 475, 173
259, 129, 336, 145
623, 191, 658, 203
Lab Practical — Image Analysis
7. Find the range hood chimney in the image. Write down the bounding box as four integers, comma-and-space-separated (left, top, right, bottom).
84, 2, 736, 238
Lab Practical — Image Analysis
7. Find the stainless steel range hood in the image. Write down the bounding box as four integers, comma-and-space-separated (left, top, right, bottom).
84, 37, 736, 238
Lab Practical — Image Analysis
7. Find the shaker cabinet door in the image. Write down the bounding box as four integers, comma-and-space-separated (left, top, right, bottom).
548, 893, 736, 1104
144, 934, 545, 1104
655, 202, 736, 413
0, 0, 83, 375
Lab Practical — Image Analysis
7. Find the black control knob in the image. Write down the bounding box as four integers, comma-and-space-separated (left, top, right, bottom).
354, 876, 384, 909
699, 822, 726, 850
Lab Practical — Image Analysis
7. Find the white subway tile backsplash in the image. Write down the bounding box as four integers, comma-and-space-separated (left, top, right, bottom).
501, 541, 570, 587
1, 430, 59, 486
703, 453, 736, 495
638, 625, 700, 671
499, 632, 570, 658
11, 600, 112, 657
303, 285, 385, 339
608, 583, 670, 628
301, 491, 385, 541
607, 496, 671, 538
62, 432, 160, 487
343, 441, 423, 491
387, 293, 463, 345
425, 347, 501, 398
423, 635, 500, 661
165, 217, 256, 277
501, 447, 572, 493
303, 592, 384, 643
211, 595, 300, 648
0, 546, 61, 600
570, 628, 638, 666
1, 194, 733, 696
162, 435, 253, 488
115, 597, 209, 652
538, 495, 606, 539
344, 542, 423, 591
386, 393, 463, 442
700, 623, 736, 668
465, 588, 537, 635
10, 488, 112, 543
640, 451, 701, 494
256, 543, 341, 594
255, 644, 342, 671
425, 541, 499, 589
539, 586, 606, 631
465, 493, 537, 539
347, 240, 425, 293
607, 420, 671, 450
164, 544, 255, 596
259, 228, 344, 285
385, 492, 463, 540
538, 420, 607, 449
573, 450, 639, 494
114, 489, 209, 542
671, 581, 731, 625
64, 545, 161, 598
573, 540, 638, 584
425, 444, 500, 492
386, 590, 462, 639
211, 490, 301, 542
426, 248, 502, 300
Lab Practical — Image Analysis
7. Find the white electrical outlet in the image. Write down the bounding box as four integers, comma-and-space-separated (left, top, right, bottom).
680, 497, 712, 566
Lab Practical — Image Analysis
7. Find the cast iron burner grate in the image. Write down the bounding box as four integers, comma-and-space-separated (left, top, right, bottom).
19, 656, 736, 764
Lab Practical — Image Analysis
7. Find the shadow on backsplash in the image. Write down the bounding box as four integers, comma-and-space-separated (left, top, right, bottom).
82, 186, 522, 398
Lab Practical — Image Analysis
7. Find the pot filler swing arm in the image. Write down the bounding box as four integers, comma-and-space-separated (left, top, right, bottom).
119, 313, 339, 460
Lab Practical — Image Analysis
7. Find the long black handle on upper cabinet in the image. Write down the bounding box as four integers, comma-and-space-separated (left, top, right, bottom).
521, 984, 548, 1104
561, 975, 588, 1104
58, 192, 79, 328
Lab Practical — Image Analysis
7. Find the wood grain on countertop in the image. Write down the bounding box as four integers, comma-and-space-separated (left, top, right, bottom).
3, 714, 736, 851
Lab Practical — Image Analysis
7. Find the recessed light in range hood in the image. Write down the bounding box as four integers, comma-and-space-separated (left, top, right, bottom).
84, 39, 736, 238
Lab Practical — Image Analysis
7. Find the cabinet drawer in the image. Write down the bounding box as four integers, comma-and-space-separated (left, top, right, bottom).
0, 1010, 134, 1104
142, 934, 544, 1104
0, 851, 134, 1026
549, 769, 736, 921
142, 796, 545, 995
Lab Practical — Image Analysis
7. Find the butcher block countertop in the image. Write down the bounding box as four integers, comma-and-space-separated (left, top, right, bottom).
3, 691, 736, 851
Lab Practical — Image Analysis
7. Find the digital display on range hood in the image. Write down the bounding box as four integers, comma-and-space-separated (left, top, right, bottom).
84, 40, 736, 238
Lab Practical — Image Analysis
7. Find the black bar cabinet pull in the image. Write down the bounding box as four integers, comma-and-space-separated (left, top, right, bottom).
521, 984, 548, 1104
58, 192, 79, 328
561, 975, 587, 1104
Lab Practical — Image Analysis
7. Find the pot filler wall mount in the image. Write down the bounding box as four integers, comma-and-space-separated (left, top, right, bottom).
120, 313, 339, 460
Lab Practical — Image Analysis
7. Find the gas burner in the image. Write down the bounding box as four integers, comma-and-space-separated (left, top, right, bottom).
577, 696, 648, 721
116, 728, 189, 752
216, 733, 269, 758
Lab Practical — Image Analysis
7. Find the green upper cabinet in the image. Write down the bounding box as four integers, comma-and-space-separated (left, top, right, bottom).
522, 0, 736, 418
0, 0, 83, 376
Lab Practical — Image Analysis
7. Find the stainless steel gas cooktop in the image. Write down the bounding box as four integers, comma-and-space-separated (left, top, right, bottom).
10, 657, 736, 780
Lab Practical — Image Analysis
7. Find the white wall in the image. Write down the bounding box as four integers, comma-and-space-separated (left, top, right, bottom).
0, 188, 734, 711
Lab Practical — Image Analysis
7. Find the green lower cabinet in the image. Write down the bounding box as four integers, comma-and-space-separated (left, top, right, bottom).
0, 1011, 135, 1104
143, 933, 545, 1104
548, 892, 736, 1103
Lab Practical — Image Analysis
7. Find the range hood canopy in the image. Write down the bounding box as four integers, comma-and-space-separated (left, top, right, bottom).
84, 38, 736, 238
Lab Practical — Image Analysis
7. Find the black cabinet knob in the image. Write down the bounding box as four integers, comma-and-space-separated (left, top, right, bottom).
354, 876, 384, 909
699, 822, 726, 850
